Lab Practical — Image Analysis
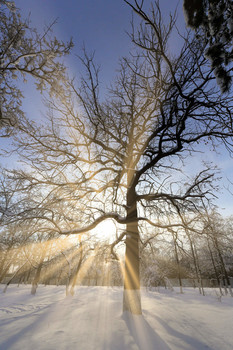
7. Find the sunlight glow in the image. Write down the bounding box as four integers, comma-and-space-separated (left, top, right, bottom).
91, 219, 117, 242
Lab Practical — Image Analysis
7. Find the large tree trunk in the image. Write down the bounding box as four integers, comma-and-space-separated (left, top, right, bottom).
123, 188, 142, 315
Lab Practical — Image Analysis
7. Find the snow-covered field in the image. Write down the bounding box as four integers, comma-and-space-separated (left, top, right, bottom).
0, 285, 232, 350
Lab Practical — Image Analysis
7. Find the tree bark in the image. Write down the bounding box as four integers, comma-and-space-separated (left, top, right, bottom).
123, 187, 142, 314
172, 233, 183, 294
213, 236, 233, 297
0, 262, 12, 284
3, 263, 26, 293
31, 251, 46, 295
69, 236, 83, 296
206, 236, 223, 295
186, 230, 204, 295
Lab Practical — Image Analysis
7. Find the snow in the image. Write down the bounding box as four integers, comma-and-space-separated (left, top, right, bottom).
0, 285, 232, 350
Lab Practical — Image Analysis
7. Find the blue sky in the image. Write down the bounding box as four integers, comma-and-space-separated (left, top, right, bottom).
15, 0, 134, 81
8, 0, 233, 216
14, 0, 183, 82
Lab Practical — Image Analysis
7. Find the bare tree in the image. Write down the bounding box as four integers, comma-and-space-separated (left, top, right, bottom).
202, 210, 233, 296
0, 0, 72, 137
4, 0, 233, 314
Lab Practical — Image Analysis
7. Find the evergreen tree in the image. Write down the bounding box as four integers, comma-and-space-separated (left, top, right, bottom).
183, 0, 233, 92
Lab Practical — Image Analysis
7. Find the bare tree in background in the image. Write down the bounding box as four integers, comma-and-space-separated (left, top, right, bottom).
0, 0, 73, 137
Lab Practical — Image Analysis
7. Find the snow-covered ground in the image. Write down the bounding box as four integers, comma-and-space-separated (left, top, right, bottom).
0, 285, 232, 350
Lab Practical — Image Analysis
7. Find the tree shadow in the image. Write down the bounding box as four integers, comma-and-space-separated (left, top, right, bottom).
146, 312, 213, 350
122, 311, 171, 350
0, 303, 54, 349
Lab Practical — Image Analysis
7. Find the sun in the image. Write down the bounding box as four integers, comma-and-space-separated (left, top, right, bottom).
92, 219, 118, 242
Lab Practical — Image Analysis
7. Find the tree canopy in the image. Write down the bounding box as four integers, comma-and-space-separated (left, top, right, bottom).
1, 0, 233, 315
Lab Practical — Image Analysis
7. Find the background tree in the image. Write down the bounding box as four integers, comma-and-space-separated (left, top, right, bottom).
202, 210, 233, 295
0, 0, 72, 137
183, 0, 233, 92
